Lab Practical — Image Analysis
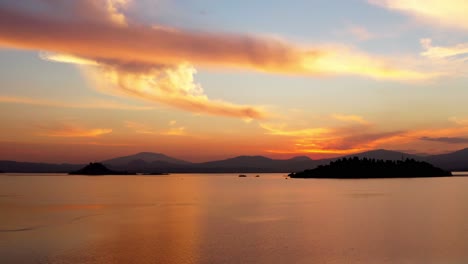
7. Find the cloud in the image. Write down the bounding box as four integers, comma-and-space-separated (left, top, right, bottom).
0, 95, 153, 110
260, 123, 332, 138
405, 125, 468, 139
38, 124, 112, 138
420, 38, 468, 59
106, 0, 130, 26
420, 136, 468, 144
84, 62, 267, 119
164, 119, 186, 136
316, 131, 404, 151
369, 0, 468, 30
263, 112, 468, 155
332, 114, 369, 125
0, 1, 433, 81
30, 0, 269, 120
261, 119, 406, 155
39, 52, 98, 66
162, 126, 186, 136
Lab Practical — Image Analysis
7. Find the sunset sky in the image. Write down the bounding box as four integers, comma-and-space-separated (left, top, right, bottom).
1, 0, 468, 163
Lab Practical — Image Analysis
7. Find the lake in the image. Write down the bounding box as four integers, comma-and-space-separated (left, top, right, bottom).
1, 173, 468, 264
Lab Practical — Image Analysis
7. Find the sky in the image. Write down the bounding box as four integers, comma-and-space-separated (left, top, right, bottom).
1, 0, 468, 163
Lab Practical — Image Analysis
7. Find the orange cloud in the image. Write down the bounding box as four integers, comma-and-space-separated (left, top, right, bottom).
162, 127, 186, 136
0, 1, 433, 81
261, 118, 445, 155
260, 123, 332, 138
406, 126, 468, 140
263, 117, 468, 156
261, 121, 388, 154
370, 0, 468, 30
39, 124, 112, 138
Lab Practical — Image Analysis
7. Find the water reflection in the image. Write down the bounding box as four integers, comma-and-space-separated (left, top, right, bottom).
0, 174, 467, 263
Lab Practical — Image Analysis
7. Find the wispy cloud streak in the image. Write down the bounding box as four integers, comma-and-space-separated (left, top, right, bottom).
262, 115, 468, 155
420, 136, 468, 144
38, 124, 112, 138
420, 39, 468, 59
0, 95, 153, 110
370, 0, 468, 30
125, 121, 187, 136
332, 114, 369, 125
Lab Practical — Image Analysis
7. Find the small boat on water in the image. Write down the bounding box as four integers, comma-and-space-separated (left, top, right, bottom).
238, 174, 247, 177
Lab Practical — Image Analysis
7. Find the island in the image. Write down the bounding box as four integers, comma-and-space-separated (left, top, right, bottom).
289, 157, 452, 178
142, 172, 170, 175
69, 163, 136, 175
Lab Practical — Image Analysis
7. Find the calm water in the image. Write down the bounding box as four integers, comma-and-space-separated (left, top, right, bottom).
1, 173, 468, 264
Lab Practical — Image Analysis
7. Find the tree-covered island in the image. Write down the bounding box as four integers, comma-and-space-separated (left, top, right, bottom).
289, 157, 452, 178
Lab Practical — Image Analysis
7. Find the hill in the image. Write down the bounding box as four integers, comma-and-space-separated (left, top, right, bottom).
426, 148, 468, 171
69, 163, 135, 175
194, 155, 318, 173
103, 152, 191, 166
102, 152, 192, 172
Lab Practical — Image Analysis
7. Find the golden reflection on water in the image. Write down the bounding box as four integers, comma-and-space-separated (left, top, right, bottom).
1, 174, 468, 264
46, 176, 205, 264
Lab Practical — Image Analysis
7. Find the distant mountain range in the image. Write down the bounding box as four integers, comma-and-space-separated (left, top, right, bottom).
1, 148, 468, 173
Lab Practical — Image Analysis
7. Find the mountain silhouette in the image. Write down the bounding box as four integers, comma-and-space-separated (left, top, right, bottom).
101, 152, 192, 172
198, 155, 276, 168
426, 148, 468, 171
193, 155, 318, 173
103, 152, 191, 166
1, 148, 468, 173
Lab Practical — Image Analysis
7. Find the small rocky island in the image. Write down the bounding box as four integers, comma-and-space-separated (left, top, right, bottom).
69, 163, 135, 175
289, 157, 452, 178
142, 172, 170, 175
